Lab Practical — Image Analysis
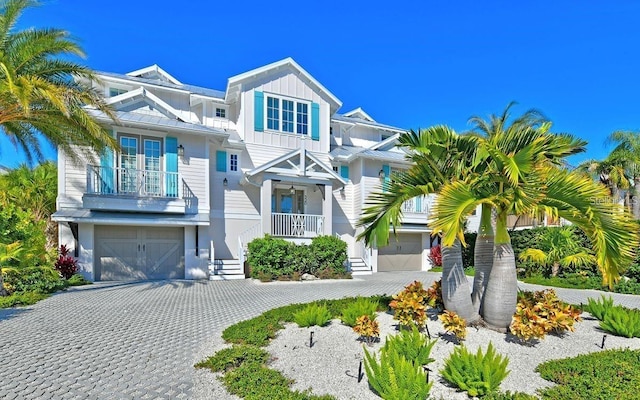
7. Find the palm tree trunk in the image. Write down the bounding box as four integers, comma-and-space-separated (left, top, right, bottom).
633, 177, 640, 220
442, 239, 480, 324
481, 212, 518, 331
551, 262, 560, 277
472, 204, 494, 314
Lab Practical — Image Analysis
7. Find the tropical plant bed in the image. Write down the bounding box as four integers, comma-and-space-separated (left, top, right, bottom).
198, 297, 640, 399
521, 274, 640, 295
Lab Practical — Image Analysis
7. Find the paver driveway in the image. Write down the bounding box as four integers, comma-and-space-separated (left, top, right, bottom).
1, 272, 639, 399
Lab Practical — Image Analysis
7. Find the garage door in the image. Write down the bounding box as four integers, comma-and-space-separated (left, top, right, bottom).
378, 233, 423, 271
95, 226, 184, 281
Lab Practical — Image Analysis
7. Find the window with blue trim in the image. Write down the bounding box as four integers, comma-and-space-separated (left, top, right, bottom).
282, 100, 294, 132
229, 154, 238, 172
267, 97, 280, 130
296, 103, 308, 135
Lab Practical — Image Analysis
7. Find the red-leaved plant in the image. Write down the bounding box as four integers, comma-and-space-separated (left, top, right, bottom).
428, 245, 442, 267
55, 245, 78, 279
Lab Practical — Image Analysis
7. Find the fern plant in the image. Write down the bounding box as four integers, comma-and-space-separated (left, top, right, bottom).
340, 297, 379, 327
441, 342, 510, 397
382, 326, 436, 367
293, 303, 332, 327
600, 306, 640, 338
586, 295, 615, 321
363, 346, 432, 400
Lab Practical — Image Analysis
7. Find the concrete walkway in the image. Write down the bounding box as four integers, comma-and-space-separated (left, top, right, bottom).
0, 272, 638, 399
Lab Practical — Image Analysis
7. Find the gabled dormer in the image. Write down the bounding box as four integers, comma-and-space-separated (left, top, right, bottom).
126, 64, 183, 85
226, 58, 342, 153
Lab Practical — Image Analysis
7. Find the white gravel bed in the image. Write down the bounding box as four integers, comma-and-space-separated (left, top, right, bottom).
266, 312, 640, 399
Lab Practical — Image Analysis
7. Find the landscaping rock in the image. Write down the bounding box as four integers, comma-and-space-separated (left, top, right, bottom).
301, 273, 318, 281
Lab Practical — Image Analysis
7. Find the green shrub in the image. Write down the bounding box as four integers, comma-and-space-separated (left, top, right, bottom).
223, 316, 284, 346
599, 305, 640, 338
585, 295, 614, 321
0, 291, 49, 308
441, 342, 510, 397
66, 273, 91, 286
222, 361, 335, 400
483, 391, 538, 400
0, 202, 49, 268
195, 345, 269, 372
309, 235, 347, 273
382, 327, 436, 367
364, 346, 432, 400
293, 303, 332, 327
248, 235, 293, 278
2, 266, 66, 294
340, 297, 379, 327
536, 349, 640, 399
284, 243, 315, 275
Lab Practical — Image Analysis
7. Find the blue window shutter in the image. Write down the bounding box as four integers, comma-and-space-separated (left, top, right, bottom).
382, 164, 390, 192
99, 148, 114, 194
216, 150, 227, 172
165, 137, 178, 197
340, 165, 349, 180
311, 102, 320, 141
415, 196, 422, 213
254, 91, 264, 132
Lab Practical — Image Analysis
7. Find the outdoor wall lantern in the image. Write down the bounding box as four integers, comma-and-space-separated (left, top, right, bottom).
378, 169, 386, 181
290, 185, 296, 194
223, 178, 228, 187
177, 144, 185, 158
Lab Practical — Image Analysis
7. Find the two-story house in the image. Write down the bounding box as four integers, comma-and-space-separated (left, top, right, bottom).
53, 58, 482, 281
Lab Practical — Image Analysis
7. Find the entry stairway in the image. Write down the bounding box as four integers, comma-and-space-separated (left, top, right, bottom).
209, 259, 245, 280
348, 257, 372, 275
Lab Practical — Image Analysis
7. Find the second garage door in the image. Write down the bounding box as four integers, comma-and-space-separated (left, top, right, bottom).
378, 233, 423, 272
95, 226, 184, 281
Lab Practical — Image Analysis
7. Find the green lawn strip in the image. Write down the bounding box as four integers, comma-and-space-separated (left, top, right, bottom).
0, 292, 49, 308
536, 349, 640, 399
429, 266, 475, 276
198, 295, 391, 399
521, 274, 640, 294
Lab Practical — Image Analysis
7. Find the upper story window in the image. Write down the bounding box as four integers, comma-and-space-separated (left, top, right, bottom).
296, 103, 308, 135
265, 95, 310, 135
216, 108, 226, 118
109, 87, 128, 97
267, 97, 280, 130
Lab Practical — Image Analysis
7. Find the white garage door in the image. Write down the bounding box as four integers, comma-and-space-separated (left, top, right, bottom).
95, 226, 184, 281
378, 233, 423, 272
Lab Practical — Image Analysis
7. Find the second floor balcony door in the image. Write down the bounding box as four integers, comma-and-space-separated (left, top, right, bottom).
118, 135, 163, 196
273, 189, 304, 214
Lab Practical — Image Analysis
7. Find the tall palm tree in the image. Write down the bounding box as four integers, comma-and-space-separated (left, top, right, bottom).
0, 0, 117, 163
358, 126, 481, 323
606, 130, 640, 219
577, 156, 629, 209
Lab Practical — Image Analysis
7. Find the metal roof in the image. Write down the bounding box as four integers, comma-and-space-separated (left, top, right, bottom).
88, 109, 228, 137
330, 145, 408, 163
52, 209, 210, 226
97, 71, 226, 99
332, 114, 406, 133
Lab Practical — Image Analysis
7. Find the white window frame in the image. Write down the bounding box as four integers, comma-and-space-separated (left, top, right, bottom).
109, 87, 128, 97
215, 107, 226, 118
264, 94, 311, 136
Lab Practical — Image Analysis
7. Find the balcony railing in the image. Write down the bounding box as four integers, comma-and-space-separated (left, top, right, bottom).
401, 195, 432, 214
506, 214, 537, 229
272, 213, 324, 238
87, 165, 180, 198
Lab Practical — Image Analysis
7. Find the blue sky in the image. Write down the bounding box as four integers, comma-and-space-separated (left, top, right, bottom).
1, 0, 639, 167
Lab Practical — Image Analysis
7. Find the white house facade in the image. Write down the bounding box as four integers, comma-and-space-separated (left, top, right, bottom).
53, 58, 483, 281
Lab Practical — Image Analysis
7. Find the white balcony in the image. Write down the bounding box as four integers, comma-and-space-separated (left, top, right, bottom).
271, 213, 324, 238
400, 195, 433, 224
83, 165, 187, 213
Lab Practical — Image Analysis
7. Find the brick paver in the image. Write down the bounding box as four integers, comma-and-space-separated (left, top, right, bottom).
0, 272, 638, 399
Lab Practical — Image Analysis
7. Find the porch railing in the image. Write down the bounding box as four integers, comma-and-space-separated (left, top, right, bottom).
401, 195, 432, 214
507, 214, 537, 229
87, 165, 180, 198
272, 213, 324, 238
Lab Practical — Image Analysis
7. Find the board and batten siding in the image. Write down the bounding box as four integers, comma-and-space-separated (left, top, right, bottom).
209, 144, 260, 216
60, 146, 93, 208
178, 134, 209, 212
241, 70, 330, 153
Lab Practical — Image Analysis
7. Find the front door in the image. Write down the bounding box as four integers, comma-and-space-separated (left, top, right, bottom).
273, 189, 304, 214
118, 134, 163, 196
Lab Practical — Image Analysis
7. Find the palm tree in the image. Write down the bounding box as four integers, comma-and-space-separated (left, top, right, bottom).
0, 0, 117, 163
519, 226, 595, 277
577, 155, 629, 209
0, 162, 57, 249
358, 125, 481, 323
606, 130, 640, 219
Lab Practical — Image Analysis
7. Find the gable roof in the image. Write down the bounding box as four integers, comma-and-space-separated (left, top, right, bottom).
332, 113, 406, 134
106, 86, 191, 122
343, 107, 375, 122
225, 57, 342, 112
329, 145, 409, 164
245, 146, 347, 186
126, 65, 182, 85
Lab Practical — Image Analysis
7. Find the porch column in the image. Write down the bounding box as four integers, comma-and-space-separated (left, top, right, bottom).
261, 179, 272, 235
323, 183, 332, 235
